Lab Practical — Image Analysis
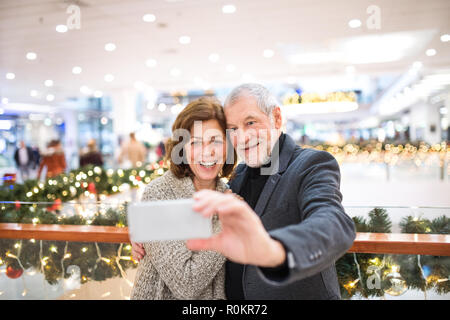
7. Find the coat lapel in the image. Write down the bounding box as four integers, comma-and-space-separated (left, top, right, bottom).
254, 173, 281, 216
253, 134, 298, 217
229, 163, 248, 194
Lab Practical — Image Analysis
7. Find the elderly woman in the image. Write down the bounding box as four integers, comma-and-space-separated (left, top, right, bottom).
131, 97, 236, 300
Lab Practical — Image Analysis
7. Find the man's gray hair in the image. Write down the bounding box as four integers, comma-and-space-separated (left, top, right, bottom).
224, 83, 279, 116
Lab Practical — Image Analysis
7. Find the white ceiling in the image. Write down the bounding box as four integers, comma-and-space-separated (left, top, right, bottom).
0, 0, 449, 106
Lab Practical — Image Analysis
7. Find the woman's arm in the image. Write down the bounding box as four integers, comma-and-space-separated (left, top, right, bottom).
146, 239, 225, 299
140, 181, 225, 299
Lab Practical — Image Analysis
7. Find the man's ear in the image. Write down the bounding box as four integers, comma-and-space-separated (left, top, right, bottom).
272, 106, 283, 129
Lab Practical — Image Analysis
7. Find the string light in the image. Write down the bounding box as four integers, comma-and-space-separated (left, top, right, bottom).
41, 256, 49, 265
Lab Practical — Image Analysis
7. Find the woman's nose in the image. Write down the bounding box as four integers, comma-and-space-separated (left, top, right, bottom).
203, 143, 216, 157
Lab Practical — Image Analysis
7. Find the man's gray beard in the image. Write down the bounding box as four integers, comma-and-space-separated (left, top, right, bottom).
240, 151, 271, 168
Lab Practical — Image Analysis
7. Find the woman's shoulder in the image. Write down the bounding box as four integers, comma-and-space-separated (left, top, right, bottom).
216, 178, 229, 193
141, 170, 195, 201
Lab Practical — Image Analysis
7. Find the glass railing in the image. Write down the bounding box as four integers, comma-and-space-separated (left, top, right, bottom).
0, 202, 449, 300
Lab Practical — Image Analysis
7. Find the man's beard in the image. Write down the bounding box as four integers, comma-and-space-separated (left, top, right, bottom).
236, 136, 272, 168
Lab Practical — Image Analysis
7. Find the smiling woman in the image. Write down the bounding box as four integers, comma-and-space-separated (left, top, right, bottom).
165, 97, 237, 184
130, 97, 237, 300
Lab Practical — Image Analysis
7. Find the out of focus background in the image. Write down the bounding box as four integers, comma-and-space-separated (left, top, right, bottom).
0, 0, 449, 300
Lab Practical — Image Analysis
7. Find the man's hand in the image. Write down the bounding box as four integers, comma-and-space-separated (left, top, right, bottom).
131, 241, 146, 262
186, 190, 286, 268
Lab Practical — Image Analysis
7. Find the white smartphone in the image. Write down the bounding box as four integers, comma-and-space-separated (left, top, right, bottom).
127, 198, 213, 241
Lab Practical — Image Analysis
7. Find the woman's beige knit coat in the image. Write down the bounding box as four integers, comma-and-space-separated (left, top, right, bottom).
131, 170, 227, 300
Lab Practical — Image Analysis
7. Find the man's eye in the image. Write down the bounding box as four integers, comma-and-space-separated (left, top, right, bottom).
247, 121, 255, 126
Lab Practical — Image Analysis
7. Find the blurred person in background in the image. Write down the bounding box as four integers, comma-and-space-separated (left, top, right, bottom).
118, 132, 146, 168
31, 145, 41, 170
79, 138, 104, 168
14, 140, 34, 182
37, 139, 67, 179
156, 138, 167, 159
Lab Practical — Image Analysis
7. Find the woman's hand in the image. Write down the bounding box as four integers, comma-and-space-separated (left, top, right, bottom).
131, 241, 146, 262
224, 189, 244, 201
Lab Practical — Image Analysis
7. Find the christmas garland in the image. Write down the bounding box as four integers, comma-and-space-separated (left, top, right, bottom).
0, 161, 167, 204
337, 208, 450, 299
0, 163, 449, 299
0, 162, 168, 288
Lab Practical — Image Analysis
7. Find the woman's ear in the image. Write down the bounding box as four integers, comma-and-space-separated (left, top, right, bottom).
272, 106, 283, 129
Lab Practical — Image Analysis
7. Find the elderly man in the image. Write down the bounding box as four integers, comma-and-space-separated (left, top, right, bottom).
133, 83, 356, 300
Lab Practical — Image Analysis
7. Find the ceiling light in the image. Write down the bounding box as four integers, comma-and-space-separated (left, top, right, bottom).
1, 98, 9, 104
104, 43, 116, 52
56, 25, 68, 33
30, 90, 38, 97
104, 74, 114, 82
5, 73, 15, 80
179, 36, 191, 44
222, 4, 236, 14
142, 14, 156, 22
145, 101, 155, 110
158, 103, 167, 112
171, 104, 183, 115
44, 80, 53, 87
288, 52, 341, 65
94, 91, 103, 98
26, 52, 37, 60
208, 53, 220, 63
72, 66, 82, 74
263, 49, 274, 58
440, 34, 450, 42
348, 19, 362, 28
340, 33, 415, 64
145, 59, 157, 67
46, 94, 55, 102
425, 48, 436, 56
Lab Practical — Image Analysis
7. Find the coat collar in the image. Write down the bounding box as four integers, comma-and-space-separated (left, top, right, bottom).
230, 133, 298, 191
163, 170, 229, 198
230, 133, 299, 217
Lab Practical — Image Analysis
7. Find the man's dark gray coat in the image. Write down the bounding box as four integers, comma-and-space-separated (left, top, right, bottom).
229, 134, 356, 299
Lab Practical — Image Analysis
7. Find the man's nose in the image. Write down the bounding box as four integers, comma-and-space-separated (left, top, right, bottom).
235, 129, 250, 146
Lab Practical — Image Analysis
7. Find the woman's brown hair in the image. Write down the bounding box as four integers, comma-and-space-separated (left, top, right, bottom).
164, 96, 236, 179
